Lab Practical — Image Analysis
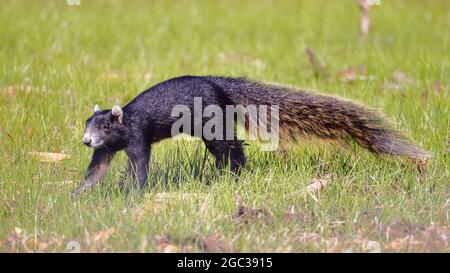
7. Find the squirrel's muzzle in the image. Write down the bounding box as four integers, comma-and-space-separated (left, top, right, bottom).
82, 136, 92, 146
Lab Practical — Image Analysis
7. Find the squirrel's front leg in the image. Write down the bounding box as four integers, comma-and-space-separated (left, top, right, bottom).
71, 148, 115, 199
125, 141, 151, 190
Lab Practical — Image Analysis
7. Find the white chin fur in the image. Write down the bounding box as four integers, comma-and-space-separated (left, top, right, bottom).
90, 141, 104, 148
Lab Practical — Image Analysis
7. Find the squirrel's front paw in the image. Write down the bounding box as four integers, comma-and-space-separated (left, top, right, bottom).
70, 184, 87, 200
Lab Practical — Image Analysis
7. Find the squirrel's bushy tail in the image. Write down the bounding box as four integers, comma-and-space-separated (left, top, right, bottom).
212, 77, 430, 159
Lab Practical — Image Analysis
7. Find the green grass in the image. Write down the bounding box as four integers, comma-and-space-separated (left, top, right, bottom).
0, 0, 449, 252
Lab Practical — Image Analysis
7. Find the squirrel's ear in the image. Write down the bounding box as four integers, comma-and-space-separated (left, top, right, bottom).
94, 104, 100, 113
111, 105, 123, 124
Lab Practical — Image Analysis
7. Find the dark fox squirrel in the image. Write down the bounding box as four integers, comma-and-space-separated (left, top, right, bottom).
71, 75, 430, 198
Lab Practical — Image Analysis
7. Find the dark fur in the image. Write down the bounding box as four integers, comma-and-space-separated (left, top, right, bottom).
71, 76, 429, 198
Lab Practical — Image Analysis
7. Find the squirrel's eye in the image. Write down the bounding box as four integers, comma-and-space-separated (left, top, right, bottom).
103, 123, 111, 130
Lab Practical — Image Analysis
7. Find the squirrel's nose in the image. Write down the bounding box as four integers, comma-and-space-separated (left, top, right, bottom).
83, 137, 92, 146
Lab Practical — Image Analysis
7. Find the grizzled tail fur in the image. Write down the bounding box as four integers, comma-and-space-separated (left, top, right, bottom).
209, 76, 430, 159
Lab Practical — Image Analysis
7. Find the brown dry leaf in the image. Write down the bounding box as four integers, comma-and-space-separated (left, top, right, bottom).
337, 68, 357, 82
416, 157, 429, 174
383, 221, 449, 252
154, 235, 180, 253
83, 228, 115, 252
25, 238, 50, 252
154, 234, 169, 245
6, 227, 23, 251
233, 206, 273, 224
5, 227, 67, 252
306, 174, 332, 193
93, 228, 114, 244
337, 65, 374, 82
384, 220, 415, 241
203, 235, 232, 252
420, 226, 449, 251
29, 152, 70, 163
159, 244, 180, 253
388, 235, 421, 251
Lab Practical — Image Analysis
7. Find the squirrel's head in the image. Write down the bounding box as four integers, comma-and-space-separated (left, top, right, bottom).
82, 105, 129, 150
